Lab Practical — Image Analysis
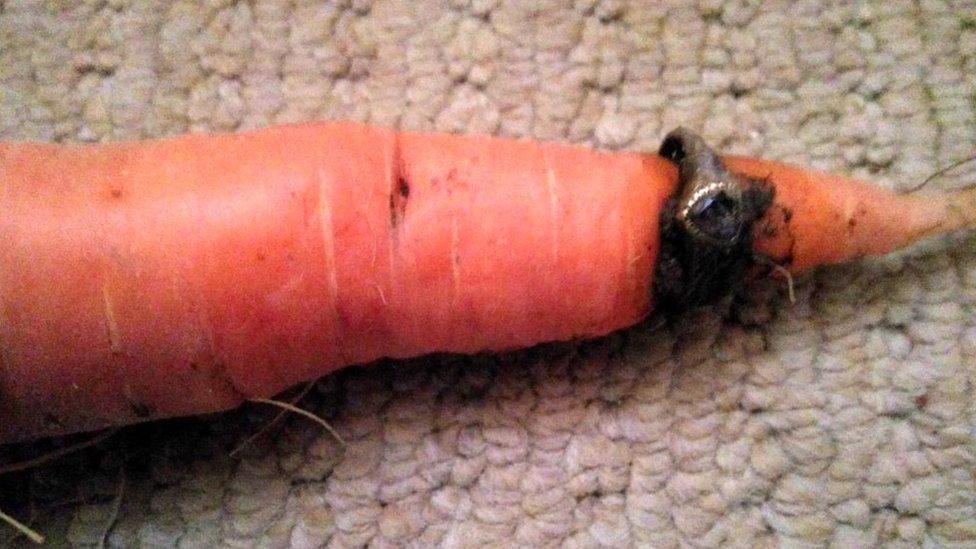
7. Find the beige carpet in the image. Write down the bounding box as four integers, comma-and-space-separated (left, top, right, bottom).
2, 0, 975, 546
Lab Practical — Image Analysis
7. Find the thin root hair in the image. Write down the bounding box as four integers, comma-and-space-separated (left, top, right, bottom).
906, 153, 976, 193
246, 396, 346, 449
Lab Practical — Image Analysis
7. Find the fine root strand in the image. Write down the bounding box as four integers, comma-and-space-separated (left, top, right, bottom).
906, 153, 976, 193
244, 396, 346, 449
0, 428, 118, 476
230, 381, 317, 457
753, 254, 797, 305
0, 508, 44, 545
98, 469, 126, 549
770, 262, 797, 304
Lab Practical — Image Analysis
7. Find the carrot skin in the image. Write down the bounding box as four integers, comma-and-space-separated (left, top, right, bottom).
726, 157, 973, 273
0, 121, 676, 442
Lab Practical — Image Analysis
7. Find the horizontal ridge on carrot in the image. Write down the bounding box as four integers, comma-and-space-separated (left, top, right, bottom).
0, 120, 971, 443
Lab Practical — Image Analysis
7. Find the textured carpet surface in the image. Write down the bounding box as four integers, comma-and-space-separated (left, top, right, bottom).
2, 0, 976, 547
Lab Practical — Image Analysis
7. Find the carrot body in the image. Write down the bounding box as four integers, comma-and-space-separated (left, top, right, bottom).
0, 121, 675, 442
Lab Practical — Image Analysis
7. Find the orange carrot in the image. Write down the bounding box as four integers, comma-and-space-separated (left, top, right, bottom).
0, 121, 674, 443
726, 157, 976, 273
0, 120, 971, 443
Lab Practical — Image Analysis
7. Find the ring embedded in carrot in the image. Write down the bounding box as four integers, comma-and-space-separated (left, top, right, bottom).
0, 120, 971, 443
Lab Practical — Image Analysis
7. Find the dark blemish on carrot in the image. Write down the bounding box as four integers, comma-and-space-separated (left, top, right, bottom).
445, 168, 470, 195
782, 206, 793, 222
256, 252, 266, 262
848, 217, 857, 229
397, 175, 410, 199
432, 169, 463, 194
761, 221, 777, 237
389, 187, 407, 229
109, 188, 124, 199
915, 394, 928, 409
43, 414, 64, 428
211, 358, 248, 402
129, 401, 153, 418
389, 136, 409, 231
781, 226, 797, 266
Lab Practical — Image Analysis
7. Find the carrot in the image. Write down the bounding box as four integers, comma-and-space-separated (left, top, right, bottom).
726, 156, 976, 273
0, 121, 971, 444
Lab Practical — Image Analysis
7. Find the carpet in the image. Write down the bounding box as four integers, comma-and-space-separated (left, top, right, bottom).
1, 0, 975, 546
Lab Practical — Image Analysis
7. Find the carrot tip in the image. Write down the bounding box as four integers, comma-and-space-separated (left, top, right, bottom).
946, 187, 976, 232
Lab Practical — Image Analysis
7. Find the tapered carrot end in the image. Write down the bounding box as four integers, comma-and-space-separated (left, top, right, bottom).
650, 129, 970, 312
724, 157, 975, 274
